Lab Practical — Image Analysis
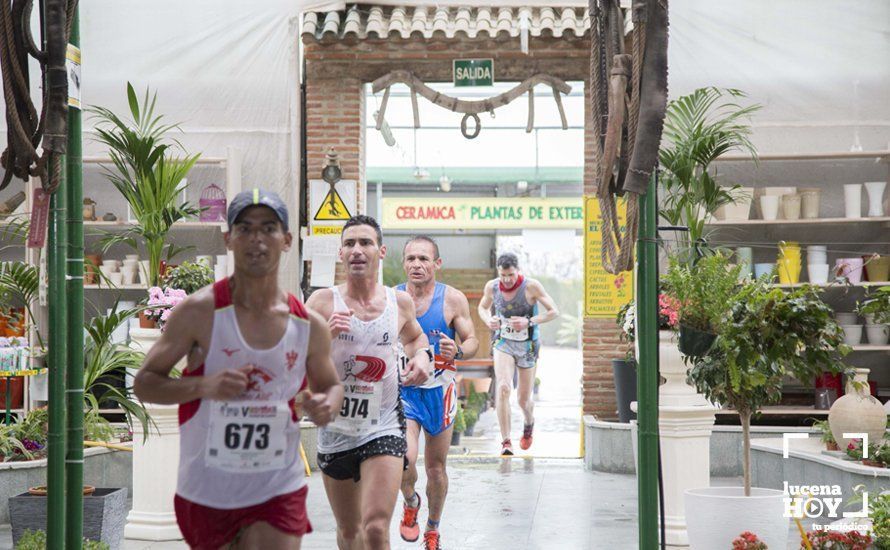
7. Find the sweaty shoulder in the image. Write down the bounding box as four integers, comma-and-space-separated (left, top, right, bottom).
305, 287, 334, 318
444, 284, 468, 305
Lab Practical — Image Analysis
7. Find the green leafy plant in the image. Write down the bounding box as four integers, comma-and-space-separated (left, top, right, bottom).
83, 303, 153, 440
871, 491, 890, 549
90, 83, 201, 287
463, 405, 478, 431
663, 251, 741, 336
857, 286, 890, 325
659, 87, 761, 256
809, 418, 837, 449
0, 261, 44, 350
163, 261, 214, 295
687, 280, 851, 496
0, 424, 31, 461
15, 530, 109, 550
452, 403, 466, 434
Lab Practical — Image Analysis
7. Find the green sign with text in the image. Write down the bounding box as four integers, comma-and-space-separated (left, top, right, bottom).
453, 59, 494, 87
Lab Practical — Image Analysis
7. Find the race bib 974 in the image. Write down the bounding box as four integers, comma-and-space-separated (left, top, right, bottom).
326, 382, 382, 437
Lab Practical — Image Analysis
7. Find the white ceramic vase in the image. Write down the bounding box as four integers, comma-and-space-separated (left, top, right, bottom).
828, 368, 886, 449
844, 184, 862, 218
865, 181, 886, 217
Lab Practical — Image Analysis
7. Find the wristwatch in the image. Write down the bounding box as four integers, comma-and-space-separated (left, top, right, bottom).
454, 346, 464, 361
528, 318, 536, 328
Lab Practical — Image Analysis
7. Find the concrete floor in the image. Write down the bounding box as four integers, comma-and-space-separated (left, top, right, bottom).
0, 347, 820, 548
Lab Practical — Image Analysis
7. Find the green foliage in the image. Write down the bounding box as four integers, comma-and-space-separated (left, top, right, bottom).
452, 402, 466, 434
0, 424, 30, 460
15, 530, 109, 550
84, 303, 153, 440
14, 407, 47, 448
858, 286, 890, 325
164, 261, 214, 295
381, 254, 402, 288
659, 87, 760, 252
463, 405, 478, 428
89, 82, 201, 287
662, 251, 741, 334
809, 418, 835, 445
688, 281, 850, 417
466, 385, 487, 412
0, 261, 43, 349
871, 492, 890, 549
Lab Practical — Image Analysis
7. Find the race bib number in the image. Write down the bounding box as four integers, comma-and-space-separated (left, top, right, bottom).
327, 383, 382, 436
205, 400, 288, 473
500, 320, 529, 341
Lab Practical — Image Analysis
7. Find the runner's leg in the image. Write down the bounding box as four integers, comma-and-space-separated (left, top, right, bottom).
494, 348, 517, 441
424, 423, 452, 528
517, 364, 537, 427
400, 420, 422, 501
323, 474, 364, 550
359, 454, 404, 550
234, 521, 302, 550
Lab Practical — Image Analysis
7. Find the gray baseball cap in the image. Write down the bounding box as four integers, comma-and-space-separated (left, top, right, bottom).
227, 188, 289, 230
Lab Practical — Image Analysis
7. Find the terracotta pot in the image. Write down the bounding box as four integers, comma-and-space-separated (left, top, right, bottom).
826, 441, 839, 451
138, 311, 158, 329
828, 368, 886, 449
29, 485, 95, 496
0, 378, 24, 409
862, 459, 885, 468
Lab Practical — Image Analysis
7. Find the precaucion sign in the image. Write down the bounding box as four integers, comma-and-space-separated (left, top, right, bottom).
584, 196, 633, 318
381, 197, 582, 230
309, 179, 356, 236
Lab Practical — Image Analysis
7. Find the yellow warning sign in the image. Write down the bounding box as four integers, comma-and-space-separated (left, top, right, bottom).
311, 225, 343, 235
314, 190, 352, 221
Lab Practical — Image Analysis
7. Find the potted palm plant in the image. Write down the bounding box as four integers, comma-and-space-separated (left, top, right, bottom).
659, 88, 760, 260
90, 83, 201, 288
683, 280, 850, 549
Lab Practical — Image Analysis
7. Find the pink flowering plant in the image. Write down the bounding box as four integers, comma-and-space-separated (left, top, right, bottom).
145, 286, 187, 330
731, 531, 767, 550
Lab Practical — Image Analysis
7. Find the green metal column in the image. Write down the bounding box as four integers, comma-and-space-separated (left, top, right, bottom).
637, 174, 659, 549
47, 165, 68, 549
64, 9, 84, 548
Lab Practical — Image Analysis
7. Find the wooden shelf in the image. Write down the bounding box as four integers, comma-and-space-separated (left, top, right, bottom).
716, 406, 829, 416
849, 345, 890, 352
714, 150, 890, 162
84, 220, 225, 230
707, 216, 890, 226
770, 282, 888, 289
83, 285, 147, 291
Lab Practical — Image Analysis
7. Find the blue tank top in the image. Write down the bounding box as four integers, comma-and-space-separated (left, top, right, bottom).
396, 282, 456, 389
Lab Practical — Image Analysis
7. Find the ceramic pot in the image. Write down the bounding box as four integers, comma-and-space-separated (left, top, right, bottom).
865, 181, 886, 217
865, 325, 889, 346
865, 255, 890, 282
844, 184, 862, 218
828, 368, 886, 449
800, 189, 821, 219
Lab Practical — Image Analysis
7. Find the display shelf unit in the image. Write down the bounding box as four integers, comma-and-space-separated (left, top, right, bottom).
0, 147, 244, 413
702, 149, 890, 413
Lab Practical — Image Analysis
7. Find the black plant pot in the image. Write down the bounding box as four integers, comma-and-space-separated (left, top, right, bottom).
450, 430, 461, 446
612, 359, 637, 423
464, 423, 475, 437
678, 325, 716, 358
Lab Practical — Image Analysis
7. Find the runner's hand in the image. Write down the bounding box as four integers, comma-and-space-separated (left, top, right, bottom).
300, 390, 335, 427
439, 335, 457, 360
329, 310, 353, 337
402, 356, 430, 386
201, 365, 254, 400
487, 317, 501, 331
510, 317, 529, 331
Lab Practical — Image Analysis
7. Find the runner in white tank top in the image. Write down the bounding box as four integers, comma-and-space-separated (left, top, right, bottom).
306, 215, 432, 550
134, 190, 343, 549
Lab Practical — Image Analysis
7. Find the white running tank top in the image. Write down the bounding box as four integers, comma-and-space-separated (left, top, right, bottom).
176, 278, 310, 509
317, 285, 404, 454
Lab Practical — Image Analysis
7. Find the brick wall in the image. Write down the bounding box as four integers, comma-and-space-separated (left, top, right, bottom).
303, 29, 624, 419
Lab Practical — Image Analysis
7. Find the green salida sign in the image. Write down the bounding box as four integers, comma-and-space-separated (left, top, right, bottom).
453, 59, 494, 87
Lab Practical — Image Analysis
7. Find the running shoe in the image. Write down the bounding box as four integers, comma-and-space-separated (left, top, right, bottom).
399, 494, 421, 542
520, 423, 534, 450
423, 529, 442, 550
501, 438, 514, 456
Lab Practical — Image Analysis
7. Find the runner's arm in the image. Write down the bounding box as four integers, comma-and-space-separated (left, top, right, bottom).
477, 280, 499, 330
528, 280, 560, 325
449, 288, 479, 359
301, 309, 344, 426
134, 293, 250, 404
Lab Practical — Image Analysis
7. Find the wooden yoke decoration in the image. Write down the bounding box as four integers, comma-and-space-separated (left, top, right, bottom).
371, 70, 572, 140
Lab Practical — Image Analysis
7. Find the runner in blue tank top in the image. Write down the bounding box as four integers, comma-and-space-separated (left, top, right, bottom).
396, 236, 479, 550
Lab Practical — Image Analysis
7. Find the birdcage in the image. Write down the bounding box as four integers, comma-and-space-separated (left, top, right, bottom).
199, 184, 227, 222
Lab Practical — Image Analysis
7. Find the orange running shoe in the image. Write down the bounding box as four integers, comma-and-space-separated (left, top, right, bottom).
520, 423, 534, 450
501, 438, 514, 456
423, 529, 442, 550
399, 494, 421, 542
